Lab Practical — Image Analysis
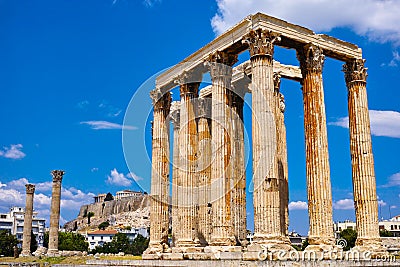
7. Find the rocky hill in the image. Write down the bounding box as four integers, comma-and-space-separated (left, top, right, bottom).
64, 194, 150, 232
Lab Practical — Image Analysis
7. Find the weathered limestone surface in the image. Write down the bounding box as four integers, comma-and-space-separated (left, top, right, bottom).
274, 75, 290, 236
144, 91, 171, 256
230, 84, 247, 246
21, 184, 35, 257
343, 59, 386, 255
170, 101, 181, 247
208, 51, 237, 247
244, 29, 291, 249
197, 98, 212, 245
175, 73, 201, 248
48, 170, 64, 255
297, 44, 335, 248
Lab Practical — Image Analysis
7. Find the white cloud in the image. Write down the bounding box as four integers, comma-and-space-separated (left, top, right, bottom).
211, 0, 400, 45
6, 178, 29, 191
0, 182, 6, 188
288, 201, 308, 210
382, 172, 400, 187
0, 188, 24, 209
333, 199, 354, 210
330, 110, 400, 138
388, 51, 400, 67
378, 200, 387, 207
91, 167, 99, 172
106, 168, 134, 186
390, 205, 397, 209
0, 144, 26, 159
80, 121, 137, 130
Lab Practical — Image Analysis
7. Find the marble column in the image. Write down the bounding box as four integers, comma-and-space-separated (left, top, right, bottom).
145, 91, 171, 255
48, 170, 64, 254
297, 44, 335, 249
244, 29, 291, 249
208, 50, 237, 246
230, 87, 247, 246
21, 184, 35, 256
274, 74, 290, 236
197, 98, 212, 246
343, 59, 387, 254
175, 73, 201, 248
170, 101, 181, 247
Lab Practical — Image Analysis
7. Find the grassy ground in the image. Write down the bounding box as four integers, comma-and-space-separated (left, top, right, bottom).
0, 255, 142, 266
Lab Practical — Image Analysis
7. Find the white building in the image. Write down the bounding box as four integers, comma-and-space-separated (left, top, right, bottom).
0, 207, 46, 247
334, 216, 400, 238
115, 190, 143, 200
86, 229, 118, 250
118, 227, 149, 241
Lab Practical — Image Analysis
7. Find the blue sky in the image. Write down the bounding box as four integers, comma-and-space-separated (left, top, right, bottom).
0, 0, 399, 235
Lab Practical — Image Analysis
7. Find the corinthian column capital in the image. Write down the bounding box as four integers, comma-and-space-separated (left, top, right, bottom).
51, 170, 65, 184
243, 29, 280, 58
207, 51, 238, 79
297, 43, 325, 74
150, 90, 172, 112
169, 101, 181, 129
25, 184, 35, 194
343, 58, 368, 86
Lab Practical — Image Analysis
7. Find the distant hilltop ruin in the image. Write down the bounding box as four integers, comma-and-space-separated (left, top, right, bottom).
64, 190, 150, 232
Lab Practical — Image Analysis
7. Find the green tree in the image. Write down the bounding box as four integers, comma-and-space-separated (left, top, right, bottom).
0, 230, 19, 256
104, 193, 114, 202
301, 238, 309, 251
380, 229, 394, 237
30, 230, 38, 253
127, 234, 149, 255
44, 232, 88, 251
339, 228, 357, 251
98, 221, 110, 230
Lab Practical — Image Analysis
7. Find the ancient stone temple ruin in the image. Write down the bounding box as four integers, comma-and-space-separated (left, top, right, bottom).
144, 13, 387, 260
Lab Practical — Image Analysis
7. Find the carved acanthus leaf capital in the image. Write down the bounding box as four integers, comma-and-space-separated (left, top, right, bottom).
343, 58, 368, 86
25, 184, 35, 194
297, 43, 325, 74
206, 51, 238, 79
150, 90, 172, 112
243, 29, 281, 58
51, 170, 65, 184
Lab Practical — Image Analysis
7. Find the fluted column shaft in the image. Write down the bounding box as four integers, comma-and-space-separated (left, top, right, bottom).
231, 92, 247, 245
274, 75, 290, 236
343, 59, 382, 248
244, 29, 286, 242
197, 98, 212, 245
176, 81, 200, 247
170, 102, 180, 247
147, 92, 171, 253
208, 51, 237, 246
48, 170, 64, 253
297, 44, 334, 246
21, 184, 35, 256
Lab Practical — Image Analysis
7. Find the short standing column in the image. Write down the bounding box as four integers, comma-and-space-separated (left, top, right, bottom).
343, 59, 386, 254
48, 170, 64, 254
197, 98, 212, 245
297, 44, 335, 249
208, 51, 237, 246
170, 101, 181, 247
145, 91, 171, 255
21, 184, 35, 256
176, 75, 201, 248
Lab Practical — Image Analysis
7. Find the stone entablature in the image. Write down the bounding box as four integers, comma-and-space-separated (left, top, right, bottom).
144, 12, 386, 260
